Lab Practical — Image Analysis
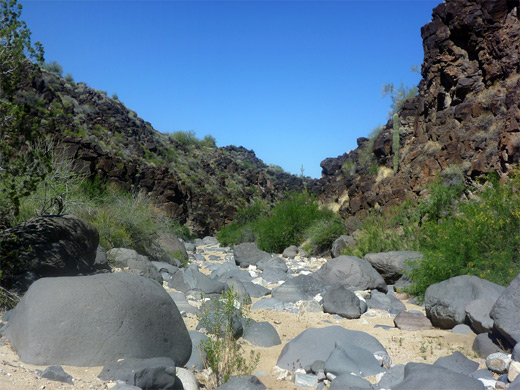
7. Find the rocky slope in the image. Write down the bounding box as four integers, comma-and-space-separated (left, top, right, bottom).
13, 65, 307, 235
314, 0, 520, 229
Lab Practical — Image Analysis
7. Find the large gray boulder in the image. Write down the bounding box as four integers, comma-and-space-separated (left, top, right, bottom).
3, 273, 192, 366
233, 243, 271, 267
433, 351, 479, 375
271, 274, 324, 302
322, 283, 363, 319
363, 251, 422, 284
107, 248, 162, 283
425, 275, 505, 329
276, 326, 388, 372
0, 215, 99, 290
151, 232, 188, 266
325, 342, 385, 377
491, 273, 520, 345
168, 265, 226, 295
314, 255, 387, 293
393, 363, 485, 390
331, 235, 356, 258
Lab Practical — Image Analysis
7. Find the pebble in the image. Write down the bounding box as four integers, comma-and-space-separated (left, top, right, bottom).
294, 372, 318, 388
486, 352, 511, 374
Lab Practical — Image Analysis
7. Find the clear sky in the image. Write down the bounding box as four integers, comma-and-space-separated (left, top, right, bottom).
20, 0, 440, 179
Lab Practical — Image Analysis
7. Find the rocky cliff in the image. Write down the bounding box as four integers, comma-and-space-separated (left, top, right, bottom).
14, 65, 307, 236
314, 0, 520, 230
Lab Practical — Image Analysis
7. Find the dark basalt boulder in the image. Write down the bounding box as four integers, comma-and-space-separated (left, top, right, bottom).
0, 215, 99, 291
3, 273, 192, 366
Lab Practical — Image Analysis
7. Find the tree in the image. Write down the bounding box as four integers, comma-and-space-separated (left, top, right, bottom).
0, 0, 48, 228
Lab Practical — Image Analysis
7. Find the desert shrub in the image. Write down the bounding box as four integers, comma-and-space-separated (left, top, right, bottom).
17, 140, 88, 220
406, 171, 520, 299
198, 287, 260, 388
170, 130, 199, 147
303, 214, 346, 255
64, 73, 74, 82
74, 189, 161, 256
43, 60, 63, 76
255, 192, 327, 253
343, 177, 463, 259
200, 134, 217, 148
382, 80, 418, 116
217, 200, 268, 246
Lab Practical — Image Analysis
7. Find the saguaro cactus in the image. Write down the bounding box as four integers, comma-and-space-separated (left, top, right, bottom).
393, 113, 400, 173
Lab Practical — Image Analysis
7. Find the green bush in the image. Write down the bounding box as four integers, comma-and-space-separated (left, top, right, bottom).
303, 215, 346, 255
170, 130, 199, 147
217, 200, 268, 246
43, 60, 63, 76
198, 287, 260, 388
200, 134, 217, 148
406, 171, 520, 299
255, 192, 323, 253
217, 193, 345, 254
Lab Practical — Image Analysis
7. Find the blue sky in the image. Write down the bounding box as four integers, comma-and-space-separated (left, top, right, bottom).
21, 0, 440, 178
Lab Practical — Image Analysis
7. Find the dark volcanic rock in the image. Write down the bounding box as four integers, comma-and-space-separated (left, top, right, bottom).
424, 275, 504, 329
363, 251, 422, 284
276, 326, 388, 372
315, 255, 387, 293
108, 248, 162, 283
3, 273, 192, 366
490, 273, 520, 345
98, 357, 180, 390
313, 0, 520, 223
271, 274, 324, 302
0, 215, 98, 290
392, 362, 485, 390
322, 283, 363, 319
233, 243, 271, 267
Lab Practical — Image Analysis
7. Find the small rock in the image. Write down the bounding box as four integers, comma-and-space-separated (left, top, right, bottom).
452, 324, 474, 335
393, 311, 432, 330
486, 352, 511, 374
37, 366, 73, 385
508, 361, 520, 382
294, 372, 318, 388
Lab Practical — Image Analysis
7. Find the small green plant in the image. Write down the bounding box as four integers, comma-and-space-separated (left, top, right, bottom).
198, 288, 260, 388
64, 73, 74, 82
111, 93, 119, 101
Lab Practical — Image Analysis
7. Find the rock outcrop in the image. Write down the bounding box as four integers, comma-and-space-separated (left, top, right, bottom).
314, 0, 520, 229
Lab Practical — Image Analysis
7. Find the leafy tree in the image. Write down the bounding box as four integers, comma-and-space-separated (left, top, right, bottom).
0, 0, 48, 228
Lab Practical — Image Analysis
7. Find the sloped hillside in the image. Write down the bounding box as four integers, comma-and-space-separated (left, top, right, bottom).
13, 65, 307, 235
314, 0, 520, 229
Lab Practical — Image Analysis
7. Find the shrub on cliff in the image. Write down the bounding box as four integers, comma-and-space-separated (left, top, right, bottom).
406, 170, 520, 298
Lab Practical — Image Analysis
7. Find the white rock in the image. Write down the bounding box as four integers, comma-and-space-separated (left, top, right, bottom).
294, 372, 318, 388
508, 360, 520, 382
176, 368, 199, 390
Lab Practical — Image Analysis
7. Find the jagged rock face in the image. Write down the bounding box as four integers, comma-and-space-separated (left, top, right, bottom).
315, 0, 520, 229
14, 66, 307, 236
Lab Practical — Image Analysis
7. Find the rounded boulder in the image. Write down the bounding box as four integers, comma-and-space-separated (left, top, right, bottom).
3, 273, 192, 366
